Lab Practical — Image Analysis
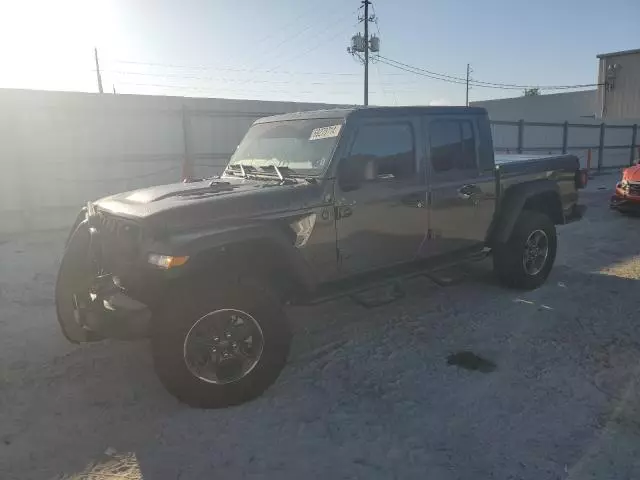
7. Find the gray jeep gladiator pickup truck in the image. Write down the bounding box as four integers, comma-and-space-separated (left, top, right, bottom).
56, 106, 587, 408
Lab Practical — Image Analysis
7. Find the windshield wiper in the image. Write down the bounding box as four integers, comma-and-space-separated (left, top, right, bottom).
264, 165, 284, 181
260, 165, 304, 179
225, 163, 256, 178
227, 164, 317, 183
261, 165, 320, 184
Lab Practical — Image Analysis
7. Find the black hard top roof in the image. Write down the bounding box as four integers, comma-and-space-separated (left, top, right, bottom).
254, 105, 488, 124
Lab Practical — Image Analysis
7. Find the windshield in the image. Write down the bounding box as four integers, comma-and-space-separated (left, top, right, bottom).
228, 118, 343, 175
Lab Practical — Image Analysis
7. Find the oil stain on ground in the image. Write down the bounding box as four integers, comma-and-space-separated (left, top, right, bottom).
447, 351, 497, 373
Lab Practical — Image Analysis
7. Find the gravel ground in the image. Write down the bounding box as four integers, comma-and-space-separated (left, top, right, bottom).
2, 175, 640, 480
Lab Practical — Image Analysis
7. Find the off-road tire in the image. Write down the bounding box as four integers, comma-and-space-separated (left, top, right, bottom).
151, 276, 291, 408
493, 210, 557, 290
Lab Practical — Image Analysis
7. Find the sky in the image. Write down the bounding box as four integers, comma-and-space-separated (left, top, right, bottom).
0, 0, 638, 106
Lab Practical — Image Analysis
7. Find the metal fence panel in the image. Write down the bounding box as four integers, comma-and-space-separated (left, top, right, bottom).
523, 125, 563, 149
491, 119, 639, 171
604, 125, 634, 147
491, 123, 519, 151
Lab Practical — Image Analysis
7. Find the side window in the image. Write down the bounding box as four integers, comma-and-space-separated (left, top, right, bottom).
429, 119, 477, 173
348, 123, 415, 181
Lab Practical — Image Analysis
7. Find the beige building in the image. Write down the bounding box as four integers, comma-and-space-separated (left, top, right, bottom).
597, 48, 640, 119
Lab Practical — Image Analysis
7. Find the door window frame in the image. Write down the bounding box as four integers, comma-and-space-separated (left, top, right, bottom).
423, 115, 481, 184
340, 118, 421, 186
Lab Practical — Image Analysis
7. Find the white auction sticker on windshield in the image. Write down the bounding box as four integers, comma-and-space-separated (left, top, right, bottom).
309, 124, 342, 140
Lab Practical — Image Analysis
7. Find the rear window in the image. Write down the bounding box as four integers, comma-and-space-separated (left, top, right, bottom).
429, 119, 477, 173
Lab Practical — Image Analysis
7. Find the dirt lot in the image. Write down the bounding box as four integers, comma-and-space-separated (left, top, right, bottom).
2, 175, 640, 480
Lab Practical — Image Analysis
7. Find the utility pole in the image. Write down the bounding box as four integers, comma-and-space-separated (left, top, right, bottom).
465, 63, 471, 106
347, 1, 379, 106
363, 0, 370, 106
94, 47, 104, 93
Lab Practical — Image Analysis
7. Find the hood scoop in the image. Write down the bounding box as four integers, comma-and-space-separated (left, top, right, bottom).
177, 182, 234, 199
124, 181, 235, 204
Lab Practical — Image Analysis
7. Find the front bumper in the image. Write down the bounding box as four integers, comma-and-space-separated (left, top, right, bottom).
78, 274, 152, 340
56, 210, 163, 343
610, 192, 640, 212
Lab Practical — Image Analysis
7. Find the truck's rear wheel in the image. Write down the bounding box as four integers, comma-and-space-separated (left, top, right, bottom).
151, 278, 290, 408
493, 210, 557, 290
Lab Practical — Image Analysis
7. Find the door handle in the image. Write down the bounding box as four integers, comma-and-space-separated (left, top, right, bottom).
457, 184, 481, 200
334, 205, 353, 219
402, 193, 427, 208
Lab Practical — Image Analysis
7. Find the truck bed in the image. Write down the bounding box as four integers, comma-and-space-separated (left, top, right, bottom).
495, 153, 579, 175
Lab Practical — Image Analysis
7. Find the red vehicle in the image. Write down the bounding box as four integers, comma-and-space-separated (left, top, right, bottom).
611, 162, 640, 213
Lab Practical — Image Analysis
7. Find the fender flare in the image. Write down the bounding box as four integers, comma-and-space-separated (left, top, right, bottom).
488, 179, 563, 245
168, 224, 317, 295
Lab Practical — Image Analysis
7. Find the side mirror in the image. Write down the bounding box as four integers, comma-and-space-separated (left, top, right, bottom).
337, 157, 362, 192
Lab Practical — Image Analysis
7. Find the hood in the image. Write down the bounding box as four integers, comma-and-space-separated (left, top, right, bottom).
94, 176, 324, 229
623, 164, 640, 182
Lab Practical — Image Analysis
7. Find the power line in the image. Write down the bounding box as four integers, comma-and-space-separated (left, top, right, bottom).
117, 81, 378, 96
370, 2, 381, 37
369, 2, 397, 105
103, 69, 369, 86
269, 18, 358, 72
238, 8, 359, 81
375, 57, 470, 86
109, 57, 414, 78
109, 59, 362, 76
377, 55, 473, 83
239, 6, 317, 66
377, 55, 602, 90
116, 79, 425, 98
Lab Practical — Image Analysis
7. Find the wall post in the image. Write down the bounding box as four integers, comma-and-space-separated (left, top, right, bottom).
517, 119, 524, 154
630, 124, 638, 166
598, 122, 605, 171
562, 121, 569, 154
181, 105, 193, 181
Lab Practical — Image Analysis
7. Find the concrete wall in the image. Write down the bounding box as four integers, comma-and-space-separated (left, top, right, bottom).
472, 90, 597, 121
0, 89, 341, 234
597, 49, 640, 120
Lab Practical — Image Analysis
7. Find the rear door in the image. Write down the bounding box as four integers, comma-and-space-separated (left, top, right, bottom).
423, 116, 496, 257
334, 117, 428, 275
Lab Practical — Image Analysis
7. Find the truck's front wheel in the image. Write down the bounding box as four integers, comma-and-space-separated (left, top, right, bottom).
493, 210, 557, 290
151, 278, 291, 408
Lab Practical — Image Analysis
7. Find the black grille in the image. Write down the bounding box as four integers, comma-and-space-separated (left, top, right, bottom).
629, 182, 640, 196
94, 212, 141, 268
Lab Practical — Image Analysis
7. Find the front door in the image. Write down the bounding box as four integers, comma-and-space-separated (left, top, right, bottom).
334, 118, 428, 275
423, 116, 496, 257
